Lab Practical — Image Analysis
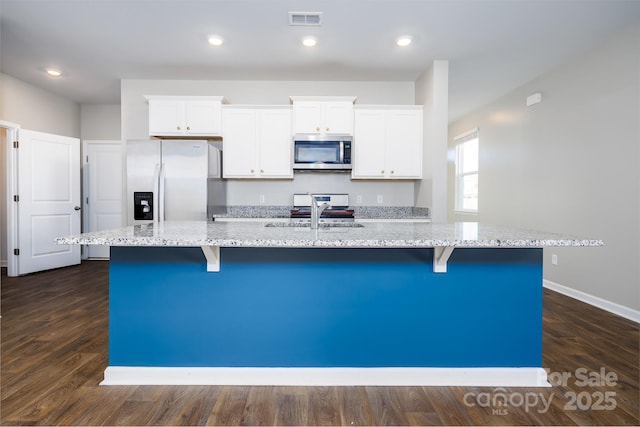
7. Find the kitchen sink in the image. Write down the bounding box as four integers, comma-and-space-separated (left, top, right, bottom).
264, 222, 364, 228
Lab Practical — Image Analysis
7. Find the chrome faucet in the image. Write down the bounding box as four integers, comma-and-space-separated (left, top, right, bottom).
309, 193, 330, 229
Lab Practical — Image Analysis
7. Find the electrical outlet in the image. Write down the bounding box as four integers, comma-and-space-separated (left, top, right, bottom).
259, 194, 265, 204
356, 195, 363, 204
551, 254, 558, 265
377, 195, 383, 204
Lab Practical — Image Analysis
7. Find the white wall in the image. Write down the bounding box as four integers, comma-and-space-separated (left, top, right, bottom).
121, 79, 419, 207
449, 23, 640, 312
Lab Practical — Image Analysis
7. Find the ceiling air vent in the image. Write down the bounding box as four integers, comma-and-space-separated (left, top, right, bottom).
288, 12, 323, 26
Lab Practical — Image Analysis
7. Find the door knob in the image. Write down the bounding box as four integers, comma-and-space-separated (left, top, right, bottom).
74, 206, 82, 211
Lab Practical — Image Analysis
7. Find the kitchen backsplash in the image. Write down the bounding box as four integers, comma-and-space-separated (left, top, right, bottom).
224, 172, 416, 206
211, 205, 430, 220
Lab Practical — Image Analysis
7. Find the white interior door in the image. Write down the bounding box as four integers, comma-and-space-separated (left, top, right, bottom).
17, 129, 81, 274
84, 140, 122, 259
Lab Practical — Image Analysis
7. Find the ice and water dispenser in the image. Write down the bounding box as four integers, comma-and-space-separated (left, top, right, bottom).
133, 192, 153, 221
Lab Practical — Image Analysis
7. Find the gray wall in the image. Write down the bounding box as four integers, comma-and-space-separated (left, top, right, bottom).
121, 79, 419, 207
449, 23, 640, 312
81, 104, 121, 140
415, 61, 449, 222
0, 129, 7, 265
0, 73, 80, 137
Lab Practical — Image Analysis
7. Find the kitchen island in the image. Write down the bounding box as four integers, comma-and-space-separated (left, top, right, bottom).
57, 220, 602, 387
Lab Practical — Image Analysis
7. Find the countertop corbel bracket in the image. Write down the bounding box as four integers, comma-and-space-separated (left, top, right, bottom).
201, 246, 220, 272
433, 246, 454, 273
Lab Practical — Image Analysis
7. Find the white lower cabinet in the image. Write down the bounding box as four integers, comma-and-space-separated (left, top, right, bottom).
352, 107, 423, 179
222, 107, 293, 179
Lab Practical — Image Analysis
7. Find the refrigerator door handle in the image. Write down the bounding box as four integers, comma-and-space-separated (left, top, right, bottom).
153, 163, 160, 223
158, 163, 166, 222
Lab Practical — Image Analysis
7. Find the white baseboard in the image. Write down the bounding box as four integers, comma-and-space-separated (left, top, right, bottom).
544, 280, 640, 323
101, 366, 550, 387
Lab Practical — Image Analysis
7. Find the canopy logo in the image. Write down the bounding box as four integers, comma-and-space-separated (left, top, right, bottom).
463, 367, 618, 415
463, 388, 552, 415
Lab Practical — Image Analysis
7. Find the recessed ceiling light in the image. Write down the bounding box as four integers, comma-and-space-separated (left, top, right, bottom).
46, 69, 62, 77
302, 36, 317, 47
208, 35, 224, 46
396, 36, 412, 47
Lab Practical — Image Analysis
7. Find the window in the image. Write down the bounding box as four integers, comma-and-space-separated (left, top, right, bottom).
454, 128, 479, 212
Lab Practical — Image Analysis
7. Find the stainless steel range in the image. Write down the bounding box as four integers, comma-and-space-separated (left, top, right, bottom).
290, 193, 355, 224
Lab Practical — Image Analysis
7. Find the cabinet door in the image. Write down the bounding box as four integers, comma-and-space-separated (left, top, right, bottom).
148, 100, 185, 136
352, 110, 387, 179
185, 101, 221, 136
323, 102, 354, 134
386, 110, 423, 179
258, 109, 293, 178
222, 109, 257, 178
293, 102, 323, 134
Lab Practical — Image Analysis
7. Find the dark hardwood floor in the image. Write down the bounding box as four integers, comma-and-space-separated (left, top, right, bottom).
1, 261, 638, 425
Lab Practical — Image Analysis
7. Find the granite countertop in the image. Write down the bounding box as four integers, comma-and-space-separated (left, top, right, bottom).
56, 220, 603, 248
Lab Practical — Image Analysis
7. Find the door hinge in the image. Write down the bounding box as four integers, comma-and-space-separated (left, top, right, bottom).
13, 140, 19, 148
13, 195, 19, 202
13, 249, 19, 256
86, 197, 89, 205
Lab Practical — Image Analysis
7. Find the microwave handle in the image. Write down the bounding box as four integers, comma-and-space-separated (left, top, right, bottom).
339, 140, 344, 164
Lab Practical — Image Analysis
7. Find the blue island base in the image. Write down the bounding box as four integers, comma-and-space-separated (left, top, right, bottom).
105, 246, 548, 386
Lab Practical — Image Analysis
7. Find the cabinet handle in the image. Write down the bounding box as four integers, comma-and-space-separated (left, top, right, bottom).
176, 126, 181, 130
316, 127, 320, 131
186, 126, 191, 131
260, 169, 264, 173
326, 127, 330, 132
381, 170, 384, 174
251, 169, 254, 173
391, 170, 395, 174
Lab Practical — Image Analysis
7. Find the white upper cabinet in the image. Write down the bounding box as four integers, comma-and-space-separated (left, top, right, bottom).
221, 108, 256, 178
146, 96, 227, 137
352, 106, 423, 180
222, 106, 293, 179
290, 96, 356, 135
257, 109, 294, 178
352, 110, 386, 177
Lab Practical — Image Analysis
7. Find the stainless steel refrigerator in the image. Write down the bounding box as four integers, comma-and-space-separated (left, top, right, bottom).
126, 139, 225, 225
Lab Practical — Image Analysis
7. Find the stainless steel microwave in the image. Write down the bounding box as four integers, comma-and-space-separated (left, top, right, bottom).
293, 134, 352, 171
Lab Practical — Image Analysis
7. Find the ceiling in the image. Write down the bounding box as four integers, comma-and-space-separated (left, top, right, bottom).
2, 0, 639, 122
